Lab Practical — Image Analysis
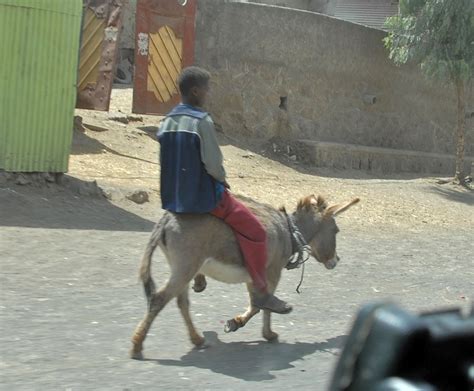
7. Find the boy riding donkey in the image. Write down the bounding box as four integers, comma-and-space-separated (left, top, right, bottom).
157, 66, 292, 314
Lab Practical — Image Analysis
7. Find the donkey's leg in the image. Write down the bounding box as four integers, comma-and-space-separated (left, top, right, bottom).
262, 272, 282, 342
225, 283, 260, 333
130, 265, 197, 359
262, 310, 279, 342
177, 286, 205, 346
130, 284, 175, 359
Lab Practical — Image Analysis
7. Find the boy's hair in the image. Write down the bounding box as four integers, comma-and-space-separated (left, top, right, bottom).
178, 66, 210, 96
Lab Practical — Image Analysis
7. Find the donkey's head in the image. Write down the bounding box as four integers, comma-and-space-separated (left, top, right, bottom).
294, 195, 360, 270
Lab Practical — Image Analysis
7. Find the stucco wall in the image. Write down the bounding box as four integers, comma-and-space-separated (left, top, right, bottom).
235, 0, 335, 14
195, 0, 473, 156
119, 0, 136, 50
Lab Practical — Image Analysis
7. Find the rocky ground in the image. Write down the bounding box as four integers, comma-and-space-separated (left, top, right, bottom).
69, 87, 473, 234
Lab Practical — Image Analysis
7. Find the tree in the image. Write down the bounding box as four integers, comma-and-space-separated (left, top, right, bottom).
384, 0, 474, 183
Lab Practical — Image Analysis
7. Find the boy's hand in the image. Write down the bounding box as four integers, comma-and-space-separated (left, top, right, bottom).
224, 180, 231, 190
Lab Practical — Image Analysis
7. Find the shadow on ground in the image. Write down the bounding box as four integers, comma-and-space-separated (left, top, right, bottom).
135, 122, 437, 182
217, 132, 454, 181
72, 129, 158, 165
137, 125, 159, 143
149, 331, 345, 381
429, 185, 474, 206
0, 177, 155, 232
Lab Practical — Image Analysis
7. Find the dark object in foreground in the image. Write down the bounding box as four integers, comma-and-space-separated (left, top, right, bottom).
329, 302, 474, 391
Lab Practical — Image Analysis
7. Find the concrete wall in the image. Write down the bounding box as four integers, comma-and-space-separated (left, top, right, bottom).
195, 0, 473, 156
235, 0, 335, 14
119, 0, 136, 50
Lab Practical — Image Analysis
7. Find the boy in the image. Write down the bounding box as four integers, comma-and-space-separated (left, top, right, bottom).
157, 66, 292, 314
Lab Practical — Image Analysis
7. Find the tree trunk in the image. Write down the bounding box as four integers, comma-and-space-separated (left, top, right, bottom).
454, 78, 466, 183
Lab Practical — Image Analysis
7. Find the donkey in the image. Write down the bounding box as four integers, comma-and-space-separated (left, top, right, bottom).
130, 194, 359, 359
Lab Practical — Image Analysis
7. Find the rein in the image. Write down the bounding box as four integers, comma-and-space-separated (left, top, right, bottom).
283, 209, 313, 293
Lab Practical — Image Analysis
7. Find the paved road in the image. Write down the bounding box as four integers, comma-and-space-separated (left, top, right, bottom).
1, 190, 472, 390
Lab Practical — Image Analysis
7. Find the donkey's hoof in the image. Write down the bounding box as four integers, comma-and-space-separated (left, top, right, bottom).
192, 283, 207, 293
192, 275, 207, 293
224, 319, 240, 333
130, 350, 144, 360
193, 341, 210, 350
191, 334, 206, 347
263, 331, 279, 342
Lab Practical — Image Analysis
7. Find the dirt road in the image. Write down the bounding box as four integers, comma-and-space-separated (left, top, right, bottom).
1, 87, 472, 390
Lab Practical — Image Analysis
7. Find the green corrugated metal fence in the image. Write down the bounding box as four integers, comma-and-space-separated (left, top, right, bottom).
0, 0, 83, 172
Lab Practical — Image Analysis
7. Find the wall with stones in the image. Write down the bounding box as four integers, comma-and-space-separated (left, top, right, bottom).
119, 0, 136, 51
195, 0, 473, 156
234, 0, 335, 14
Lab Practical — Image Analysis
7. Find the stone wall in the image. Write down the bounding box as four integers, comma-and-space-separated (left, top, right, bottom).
235, 0, 335, 14
195, 0, 473, 156
119, 0, 136, 51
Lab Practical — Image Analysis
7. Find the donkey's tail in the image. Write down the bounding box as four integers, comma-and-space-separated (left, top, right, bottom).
139, 216, 166, 305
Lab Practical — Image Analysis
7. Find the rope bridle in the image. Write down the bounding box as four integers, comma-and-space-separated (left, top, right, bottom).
283, 209, 314, 293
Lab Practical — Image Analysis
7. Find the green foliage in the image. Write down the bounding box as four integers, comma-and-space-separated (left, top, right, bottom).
384, 0, 474, 83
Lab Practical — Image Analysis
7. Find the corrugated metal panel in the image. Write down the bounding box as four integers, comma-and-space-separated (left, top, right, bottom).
335, 0, 399, 30
0, 0, 83, 172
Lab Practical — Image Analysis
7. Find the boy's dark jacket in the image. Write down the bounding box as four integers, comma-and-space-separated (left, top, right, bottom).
157, 103, 226, 213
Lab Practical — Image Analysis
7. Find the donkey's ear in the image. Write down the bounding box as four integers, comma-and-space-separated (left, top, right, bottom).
297, 194, 329, 212
325, 198, 360, 217
316, 195, 328, 212
297, 194, 317, 211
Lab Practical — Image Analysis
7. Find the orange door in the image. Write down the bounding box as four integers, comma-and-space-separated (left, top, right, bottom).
132, 0, 197, 115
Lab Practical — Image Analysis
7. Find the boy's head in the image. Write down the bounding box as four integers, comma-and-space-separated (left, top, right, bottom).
178, 66, 210, 107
